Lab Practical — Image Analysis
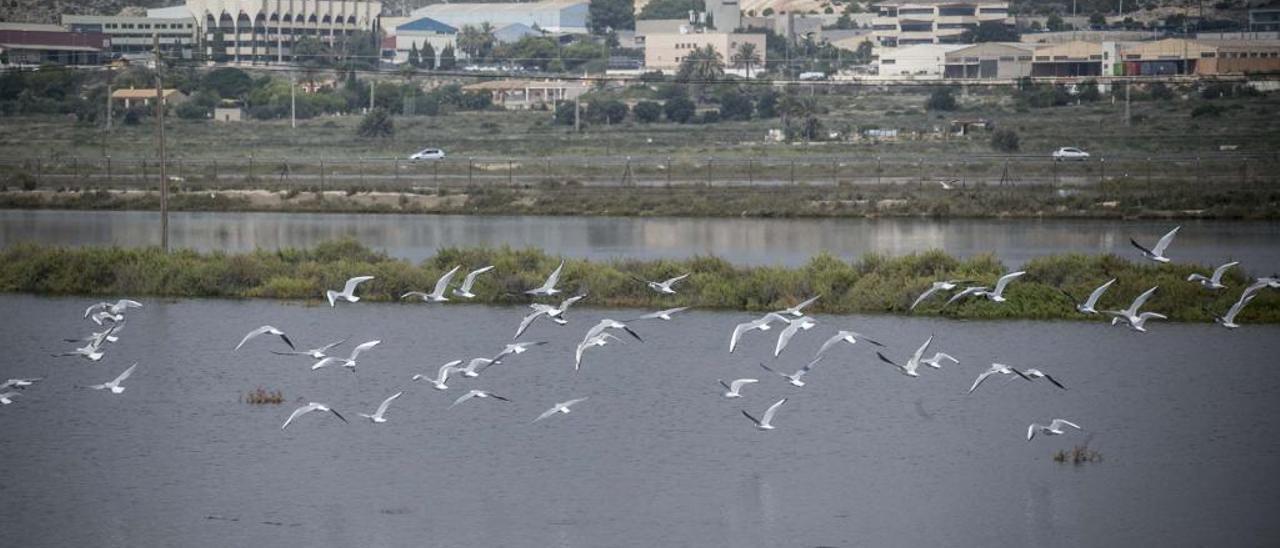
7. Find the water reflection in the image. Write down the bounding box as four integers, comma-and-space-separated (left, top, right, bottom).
2, 210, 1278, 268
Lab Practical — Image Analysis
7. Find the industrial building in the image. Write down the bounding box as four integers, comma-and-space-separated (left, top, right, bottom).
642, 30, 766, 72
184, 0, 383, 64
393, 17, 458, 66
410, 0, 589, 34
874, 43, 966, 77
942, 42, 1034, 79
870, 0, 1011, 47
1029, 40, 1103, 77
1117, 38, 1280, 76
62, 14, 197, 59
0, 26, 110, 65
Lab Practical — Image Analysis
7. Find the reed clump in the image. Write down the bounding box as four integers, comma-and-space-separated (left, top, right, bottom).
1053, 445, 1103, 465
243, 387, 285, 405
1, 240, 1276, 323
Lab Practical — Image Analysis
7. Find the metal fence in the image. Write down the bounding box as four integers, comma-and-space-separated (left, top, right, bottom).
2, 153, 1277, 191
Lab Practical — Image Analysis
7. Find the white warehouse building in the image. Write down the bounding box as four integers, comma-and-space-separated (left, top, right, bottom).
409, 0, 589, 34
184, 0, 383, 64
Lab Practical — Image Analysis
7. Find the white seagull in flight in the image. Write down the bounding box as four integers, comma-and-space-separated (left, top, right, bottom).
526, 260, 566, 296
513, 295, 585, 339
719, 378, 758, 398
281, 402, 348, 430
910, 280, 972, 310
402, 265, 461, 303
1106, 286, 1164, 332
453, 265, 495, 298
814, 329, 884, 358
0, 392, 19, 405
634, 273, 690, 294
450, 390, 511, 409
773, 316, 817, 358
1027, 419, 1082, 441
533, 397, 588, 422
458, 357, 498, 378
1021, 368, 1066, 390
357, 392, 402, 424
921, 352, 958, 369
56, 339, 107, 361
1062, 278, 1116, 314
235, 325, 295, 351
1131, 226, 1180, 263
875, 335, 936, 378
759, 357, 821, 387
1187, 261, 1238, 290
310, 340, 381, 371
412, 360, 463, 390
575, 333, 623, 371
0, 378, 42, 391
778, 295, 821, 317
272, 338, 347, 360
491, 341, 548, 362
326, 276, 374, 307
728, 312, 789, 353
742, 398, 788, 430
84, 363, 137, 394
1215, 292, 1256, 329
632, 307, 690, 321
89, 310, 124, 326
968, 363, 1031, 394
84, 299, 142, 319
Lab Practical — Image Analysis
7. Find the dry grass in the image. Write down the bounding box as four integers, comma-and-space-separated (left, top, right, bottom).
242, 387, 285, 405
1053, 445, 1103, 465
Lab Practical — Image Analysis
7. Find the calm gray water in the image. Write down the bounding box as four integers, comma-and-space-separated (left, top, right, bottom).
3, 209, 1279, 268
2, 293, 1278, 546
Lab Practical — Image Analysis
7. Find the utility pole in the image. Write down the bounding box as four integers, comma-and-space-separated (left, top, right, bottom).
1124, 79, 1131, 126
290, 73, 296, 129
369, 79, 375, 111
154, 32, 169, 252
106, 79, 113, 130
574, 95, 581, 132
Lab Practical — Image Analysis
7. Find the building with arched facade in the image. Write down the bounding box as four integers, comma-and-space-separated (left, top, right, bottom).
184, 0, 382, 64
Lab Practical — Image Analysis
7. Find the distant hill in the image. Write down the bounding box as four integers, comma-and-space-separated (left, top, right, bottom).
0, 1, 179, 24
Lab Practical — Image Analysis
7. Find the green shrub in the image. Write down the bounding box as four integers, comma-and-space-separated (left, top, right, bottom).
2, 241, 1274, 323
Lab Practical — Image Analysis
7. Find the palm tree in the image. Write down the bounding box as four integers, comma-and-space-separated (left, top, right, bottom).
457, 24, 496, 61
731, 42, 761, 79
677, 45, 725, 82
779, 95, 820, 142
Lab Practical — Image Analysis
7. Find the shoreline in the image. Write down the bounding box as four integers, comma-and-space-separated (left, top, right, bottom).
2, 240, 1274, 324
0, 184, 1278, 220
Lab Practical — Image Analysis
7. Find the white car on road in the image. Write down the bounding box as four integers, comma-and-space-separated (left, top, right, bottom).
1052, 147, 1090, 161
409, 148, 446, 161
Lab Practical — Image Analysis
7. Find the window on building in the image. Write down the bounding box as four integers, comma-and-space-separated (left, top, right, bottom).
1017, 55, 1031, 60
938, 6, 975, 16
1201, 51, 1216, 57
881, 59, 895, 64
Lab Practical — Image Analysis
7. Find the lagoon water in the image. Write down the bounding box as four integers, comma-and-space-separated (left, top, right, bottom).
3, 209, 1279, 269
2, 293, 1278, 547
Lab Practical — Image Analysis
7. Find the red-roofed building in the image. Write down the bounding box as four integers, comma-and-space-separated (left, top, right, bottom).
0, 28, 110, 65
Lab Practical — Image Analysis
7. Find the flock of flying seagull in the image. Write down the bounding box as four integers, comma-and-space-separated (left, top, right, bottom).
10, 225, 1278, 444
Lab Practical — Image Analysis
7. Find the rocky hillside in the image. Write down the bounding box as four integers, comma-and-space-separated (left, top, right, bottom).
0, 1, 178, 24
